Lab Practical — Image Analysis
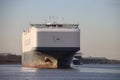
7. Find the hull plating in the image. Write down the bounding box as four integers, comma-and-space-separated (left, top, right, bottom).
22, 52, 57, 68
22, 47, 79, 68
22, 51, 76, 68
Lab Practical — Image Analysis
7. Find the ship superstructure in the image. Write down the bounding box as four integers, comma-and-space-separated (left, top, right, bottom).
22, 23, 80, 68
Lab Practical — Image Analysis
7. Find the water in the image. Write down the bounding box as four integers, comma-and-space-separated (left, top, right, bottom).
0, 64, 120, 80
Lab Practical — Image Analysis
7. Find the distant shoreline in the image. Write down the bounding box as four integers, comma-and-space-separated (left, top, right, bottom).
0, 53, 21, 64
0, 62, 21, 64
0, 53, 120, 64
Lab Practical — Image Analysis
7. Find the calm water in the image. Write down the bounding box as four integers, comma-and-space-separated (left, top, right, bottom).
0, 64, 120, 80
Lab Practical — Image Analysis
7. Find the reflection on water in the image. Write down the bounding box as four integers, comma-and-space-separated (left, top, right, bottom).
71, 65, 120, 73
21, 67, 37, 72
0, 64, 120, 80
79, 67, 120, 73
21, 65, 120, 73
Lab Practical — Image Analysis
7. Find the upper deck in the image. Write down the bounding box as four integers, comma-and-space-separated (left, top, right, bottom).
30, 23, 79, 29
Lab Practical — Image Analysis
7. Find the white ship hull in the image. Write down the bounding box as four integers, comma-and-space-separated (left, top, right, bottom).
22, 24, 80, 68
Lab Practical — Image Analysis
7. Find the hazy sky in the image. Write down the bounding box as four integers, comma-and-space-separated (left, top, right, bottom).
0, 0, 120, 60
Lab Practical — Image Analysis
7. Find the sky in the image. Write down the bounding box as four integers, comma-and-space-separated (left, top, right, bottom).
0, 0, 120, 60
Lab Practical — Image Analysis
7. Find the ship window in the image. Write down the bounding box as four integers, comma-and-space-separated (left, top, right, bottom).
56, 38, 60, 40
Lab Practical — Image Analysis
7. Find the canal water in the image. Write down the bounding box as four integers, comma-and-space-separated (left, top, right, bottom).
0, 64, 120, 80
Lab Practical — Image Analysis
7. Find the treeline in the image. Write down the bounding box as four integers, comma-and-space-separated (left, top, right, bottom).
0, 53, 120, 64
81, 57, 120, 64
74, 56, 120, 64
0, 53, 21, 64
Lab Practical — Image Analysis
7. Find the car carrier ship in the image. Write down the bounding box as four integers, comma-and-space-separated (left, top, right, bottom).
22, 22, 80, 68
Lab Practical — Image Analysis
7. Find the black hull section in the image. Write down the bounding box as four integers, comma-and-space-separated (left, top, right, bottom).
57, 53, 75, 68
22, 47, 80, 68
32, 47, 79, 52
